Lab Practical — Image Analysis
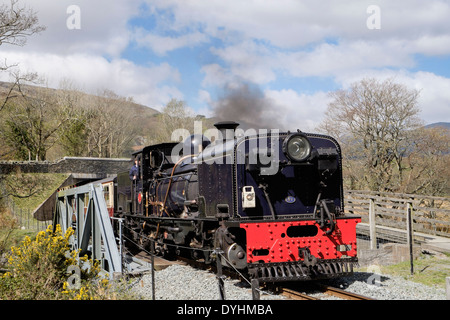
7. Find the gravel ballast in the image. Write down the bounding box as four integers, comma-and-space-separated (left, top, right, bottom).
129, 264, 446, 300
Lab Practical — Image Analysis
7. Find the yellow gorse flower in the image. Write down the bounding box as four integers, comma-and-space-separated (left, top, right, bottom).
1, 224, 111, 300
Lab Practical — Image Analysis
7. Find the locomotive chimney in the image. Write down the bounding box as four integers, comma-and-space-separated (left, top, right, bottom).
214, 121, 239, 142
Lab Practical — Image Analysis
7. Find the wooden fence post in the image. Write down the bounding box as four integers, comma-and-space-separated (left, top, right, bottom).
406, 202, 414, 275
369, 197, 377, 249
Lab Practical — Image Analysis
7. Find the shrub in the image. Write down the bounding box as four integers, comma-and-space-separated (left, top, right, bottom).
0, 224, 111, 300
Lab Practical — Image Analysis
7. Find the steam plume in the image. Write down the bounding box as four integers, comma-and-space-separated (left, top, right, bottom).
212, 82, 285, 130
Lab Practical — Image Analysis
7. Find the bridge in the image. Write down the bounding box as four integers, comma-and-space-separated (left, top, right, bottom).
53, 181, 152, 279
0, 156, 131, 179
0, 156, 132, 221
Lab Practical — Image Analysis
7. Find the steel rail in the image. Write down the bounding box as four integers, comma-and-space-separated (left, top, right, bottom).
318, 285, 375, 300
281, 288, 319, 300
281, 285, 375, 301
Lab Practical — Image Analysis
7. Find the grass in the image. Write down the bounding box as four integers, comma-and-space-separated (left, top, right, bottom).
1, 172, 67, 257
0, 228, 39, 262
3, 173, 69, 211
1, 228, 38, 245
358, 252, 450, 289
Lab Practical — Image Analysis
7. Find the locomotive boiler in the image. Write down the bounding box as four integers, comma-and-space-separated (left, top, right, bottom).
116, 121, 360, 282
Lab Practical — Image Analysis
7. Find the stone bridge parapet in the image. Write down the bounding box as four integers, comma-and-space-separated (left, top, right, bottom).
0, 156, 132, 178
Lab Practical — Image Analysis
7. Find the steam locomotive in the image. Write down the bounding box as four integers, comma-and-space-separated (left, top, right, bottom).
115, 121, 360, 282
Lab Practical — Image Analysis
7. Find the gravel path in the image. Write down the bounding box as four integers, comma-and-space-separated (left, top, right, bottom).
129, 264, 446, 300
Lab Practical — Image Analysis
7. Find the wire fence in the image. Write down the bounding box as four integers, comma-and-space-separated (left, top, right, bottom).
9, 206, 52, 231
356, 230, 397, 250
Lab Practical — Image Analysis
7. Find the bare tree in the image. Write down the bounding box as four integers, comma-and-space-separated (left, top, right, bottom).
154, 98, 196, 143
0, 0, 45, 47
0, 70, 39, 111
0, 0, 45, 111
319, 78, 422, 192
84, 89, 137, 158
402, 127, 450, 196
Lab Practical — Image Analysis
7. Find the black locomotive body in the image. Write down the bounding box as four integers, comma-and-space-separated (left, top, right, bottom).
116, 122, 360, 282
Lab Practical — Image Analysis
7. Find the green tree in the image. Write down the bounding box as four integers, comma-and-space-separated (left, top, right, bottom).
55, 85, 89, 157
58, 115, 88, 156
1, 85, 73, 160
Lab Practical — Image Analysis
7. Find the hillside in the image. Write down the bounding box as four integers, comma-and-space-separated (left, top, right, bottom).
425, 122, 450, 129
0, 80, 160, 119
2, 80, 447, 157
0, 81, 224, 160
0, 81, 163, 159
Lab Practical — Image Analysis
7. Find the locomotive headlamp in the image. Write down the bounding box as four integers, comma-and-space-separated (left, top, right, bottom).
283, 134, 312, 162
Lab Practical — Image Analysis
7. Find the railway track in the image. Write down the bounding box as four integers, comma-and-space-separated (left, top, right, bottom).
281, 284, 375, 300
318, 284, 375, 300
281, 288, 319, 300
133, 251, 375, 300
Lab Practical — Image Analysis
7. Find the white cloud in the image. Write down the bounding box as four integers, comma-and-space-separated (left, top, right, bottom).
264, 71, 450, 130
1, 0, 449, 127
201, 38, 417, 88
145, 0, 366, 48
197, 89, 211, 105
0, 1, 186, 108
146, 0, 450, 50
12, 0, 139, 57
264, 89, 331, 131
395, 72, 450, 124
407, 35, 450, 56
145, 0, 450, 77
134, 29, 209, 56
0, 51, 182, 108
200, 64, 234, 88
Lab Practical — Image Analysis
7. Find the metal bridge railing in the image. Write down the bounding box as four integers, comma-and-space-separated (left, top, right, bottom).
54, 182, 122, 278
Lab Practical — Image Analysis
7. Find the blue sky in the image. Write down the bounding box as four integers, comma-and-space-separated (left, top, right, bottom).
1, 0, 449, 130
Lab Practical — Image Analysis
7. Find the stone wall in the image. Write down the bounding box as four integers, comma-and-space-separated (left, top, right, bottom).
357, 242, 422, 267
0, 156, 132, 178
